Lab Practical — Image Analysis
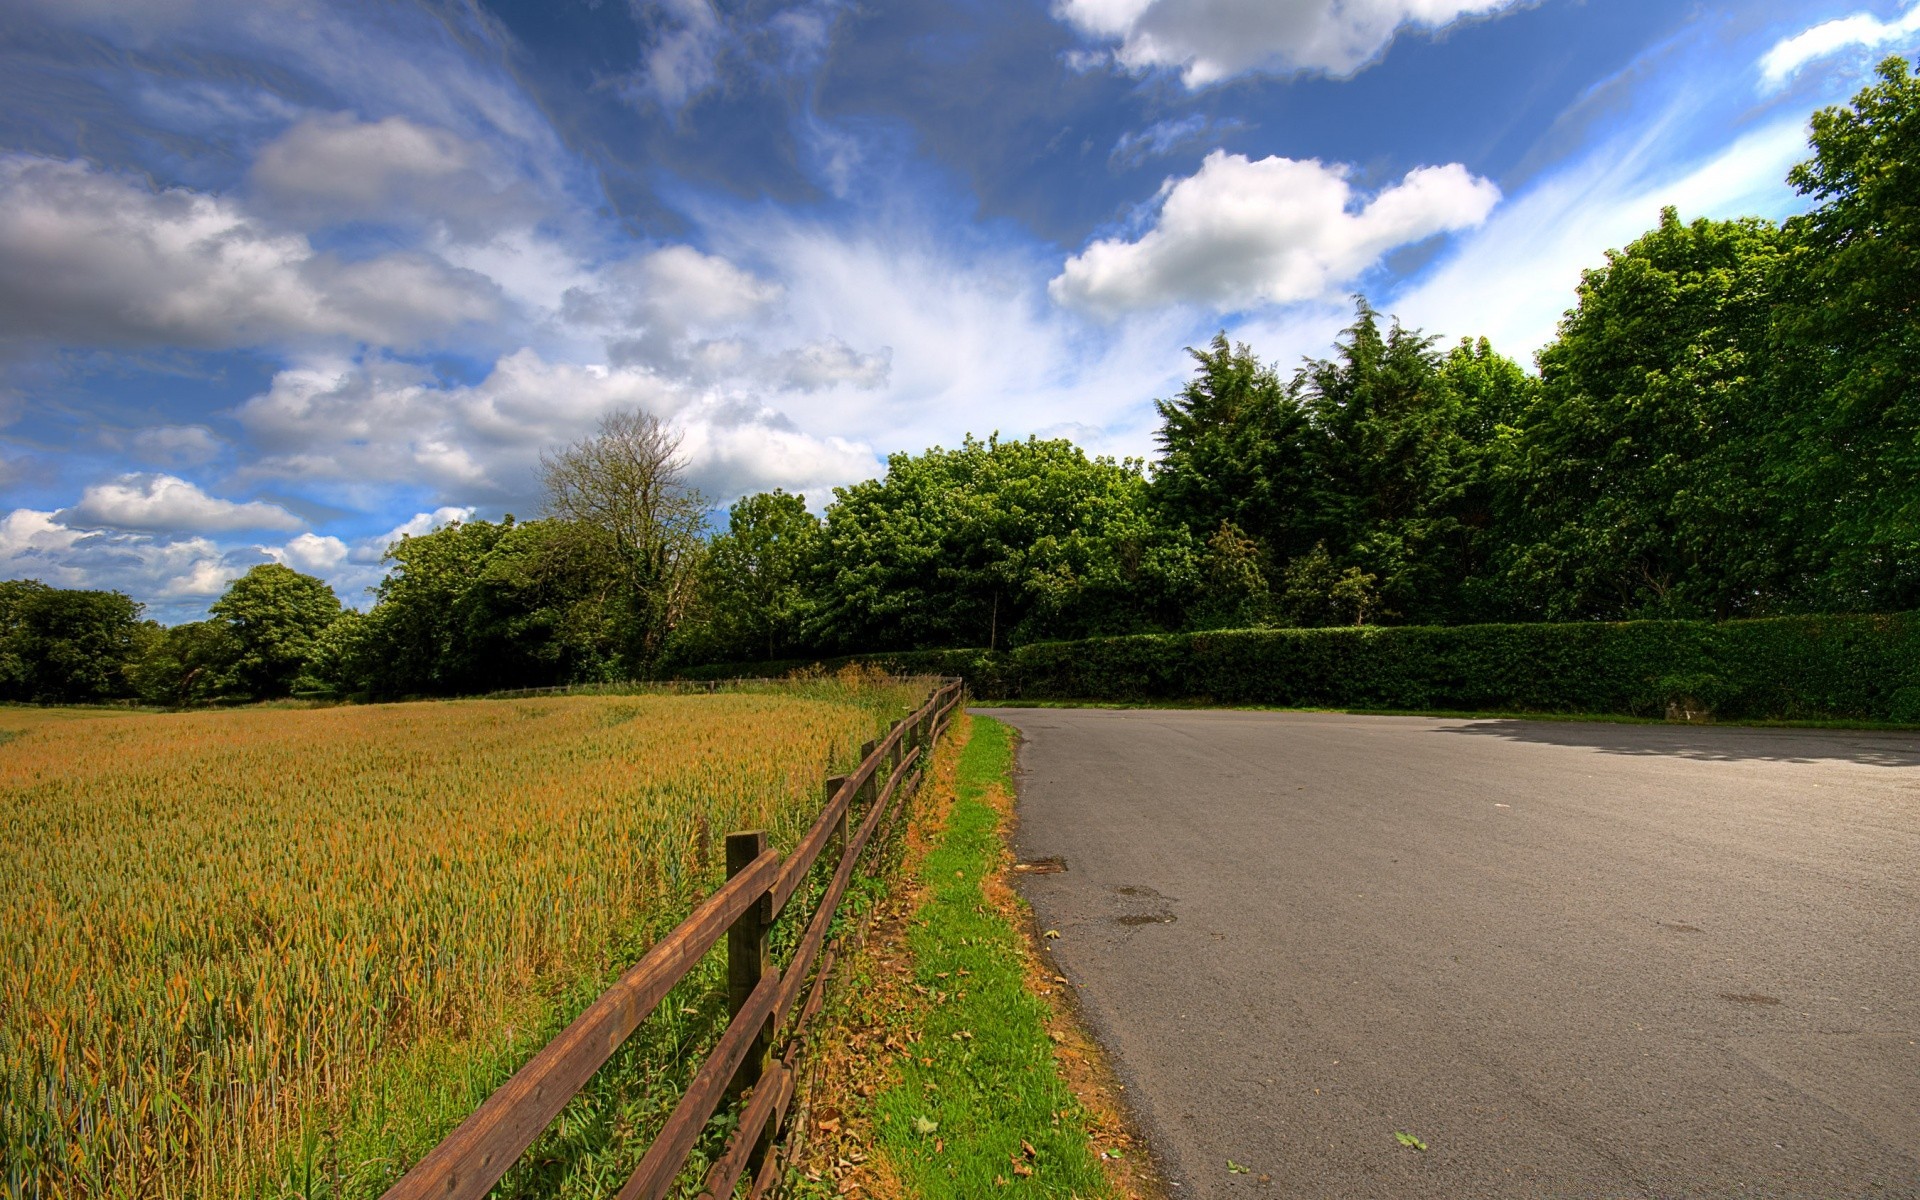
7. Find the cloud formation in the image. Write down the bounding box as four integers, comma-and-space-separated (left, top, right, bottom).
1759, 1, 1920, 89
0, 508, 244, 612
56, 474, 304, 534
1051, 151, 1499, 315
1057, 0, 1527, 86
234, 347, 879, 508
0, 156, 502, 351
249, 114, 531, 236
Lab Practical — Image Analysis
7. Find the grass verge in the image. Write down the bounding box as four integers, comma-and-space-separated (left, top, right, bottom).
789, 714, 1156, 1200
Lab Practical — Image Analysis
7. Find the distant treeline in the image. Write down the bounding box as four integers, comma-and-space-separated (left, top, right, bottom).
4, 60, 1917, 706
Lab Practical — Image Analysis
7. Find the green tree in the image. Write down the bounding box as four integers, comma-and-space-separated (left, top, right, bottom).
1190, 520, 1272, 629
209, 564, 341, 699
809, 435, 1188, 651
687, 490, 822, 662
1290, 300, 1475, 624
0, 581, 144, 703
1502, 209, 1791, 619
127, 619, 240, 706
1150, 333, 1312, 558
1778, 55, 1920, 608
350, 516, 626, 696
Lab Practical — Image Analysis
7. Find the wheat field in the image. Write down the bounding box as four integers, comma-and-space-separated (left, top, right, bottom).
0, 677, 920, 1199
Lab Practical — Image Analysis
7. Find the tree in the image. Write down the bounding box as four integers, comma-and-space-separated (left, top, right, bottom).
1190, 521, 1272, 629
209, 564, 341, 698
1502, 209, 1792, 620
809, 435, 1188, 652
540, 409, 709, 669
1291, 300, 1474, 624
127, 620, 240, 707
351, 517, 624, 696
687, 490, 822, 662
1150, 333, 1312, 558
0, 581, 143, 703
1778, 55, 1920, 609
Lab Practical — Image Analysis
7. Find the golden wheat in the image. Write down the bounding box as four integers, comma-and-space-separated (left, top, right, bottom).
0, 679, 916, 1198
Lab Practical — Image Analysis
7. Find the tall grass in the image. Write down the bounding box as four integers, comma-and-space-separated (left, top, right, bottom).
0, 673, 923, 1199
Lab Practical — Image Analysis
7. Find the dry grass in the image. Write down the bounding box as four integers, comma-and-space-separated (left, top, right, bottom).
0, 676, 920, 1199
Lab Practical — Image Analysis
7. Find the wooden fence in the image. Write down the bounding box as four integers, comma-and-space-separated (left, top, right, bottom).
379, 678, 967, 1200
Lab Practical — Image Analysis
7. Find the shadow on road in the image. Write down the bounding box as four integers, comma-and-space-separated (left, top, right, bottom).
1435, 719, 1920, 768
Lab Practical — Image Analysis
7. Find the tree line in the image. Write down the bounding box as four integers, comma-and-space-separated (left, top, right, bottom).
4, 59, 1916, 704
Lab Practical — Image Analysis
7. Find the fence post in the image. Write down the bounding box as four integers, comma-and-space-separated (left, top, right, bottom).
725, 830, 774, 1171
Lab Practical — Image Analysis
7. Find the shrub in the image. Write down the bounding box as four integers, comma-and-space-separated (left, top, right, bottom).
679, 612, 1920, 722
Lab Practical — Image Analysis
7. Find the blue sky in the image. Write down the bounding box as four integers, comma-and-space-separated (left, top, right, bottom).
1, 0, 1915, 621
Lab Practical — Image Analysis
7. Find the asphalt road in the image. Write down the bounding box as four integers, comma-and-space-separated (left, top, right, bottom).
981, 708, 1920, 1200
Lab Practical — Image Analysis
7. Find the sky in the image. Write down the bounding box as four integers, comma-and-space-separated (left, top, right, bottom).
0, 0, 1915, 621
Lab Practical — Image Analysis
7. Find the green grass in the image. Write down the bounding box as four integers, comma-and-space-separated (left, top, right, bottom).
870, 717, 1115, 1198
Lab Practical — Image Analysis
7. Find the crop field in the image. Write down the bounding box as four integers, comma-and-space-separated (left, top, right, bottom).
0, 675, 923, 1200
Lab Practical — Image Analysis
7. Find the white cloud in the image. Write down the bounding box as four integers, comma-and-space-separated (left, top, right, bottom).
565, 245, 782, 338
1391, 112, 1813, 361
364, 506, 478, 552
1051, 150, 1499, 316
623, 0, 730, 109
56, 473, 304, 534
775, 337, 892, 391
1760, 2, 1920, 89
233, 346, 883, 507
0, 507, 247, 615
264, 531, 349, 573
1056, 0, 1528, 86
130, 424, 225, 467
0, 155, 502, 351
248, 113, 529, 236
1110, 114, 1246, 166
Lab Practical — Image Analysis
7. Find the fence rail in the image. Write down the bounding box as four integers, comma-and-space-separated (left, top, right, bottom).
379, 677, 967, 1200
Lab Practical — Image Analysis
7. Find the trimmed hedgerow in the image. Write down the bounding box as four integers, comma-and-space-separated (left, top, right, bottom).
676, 612, 1920, 722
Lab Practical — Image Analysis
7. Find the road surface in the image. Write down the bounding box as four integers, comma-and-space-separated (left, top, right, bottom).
982, 708, 1920, 1199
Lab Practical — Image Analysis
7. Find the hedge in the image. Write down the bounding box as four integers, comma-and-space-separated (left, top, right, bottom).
673, 612, 1920, 723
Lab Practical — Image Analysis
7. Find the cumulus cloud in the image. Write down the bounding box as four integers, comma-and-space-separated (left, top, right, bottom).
248, 113, 530, 235
0, 155, 503, 351
263, 531, 349, 573
566, 245, 781, 334
130, 425, 225, 467
1056, 0, 1528, 86
775, 337, 891, 391
234, 347, 879, 507
56, 473, 304, 534
0, 507, 249, 614
1051, 150, 1499, 316
1759, 2, 1920, 89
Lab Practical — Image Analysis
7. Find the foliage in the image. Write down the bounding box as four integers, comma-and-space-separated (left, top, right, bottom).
0, 579, 143, 703
1503, 209, 1791, 619
1778, 55, 1920, 609
127, 619, 241, 706
673, 489, 821, 664
808, 435, 1192, 652
0, 681, 923, 1198
946, 612, 1920, 721
208, 563, 342, 698
540, 409, 709, 669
